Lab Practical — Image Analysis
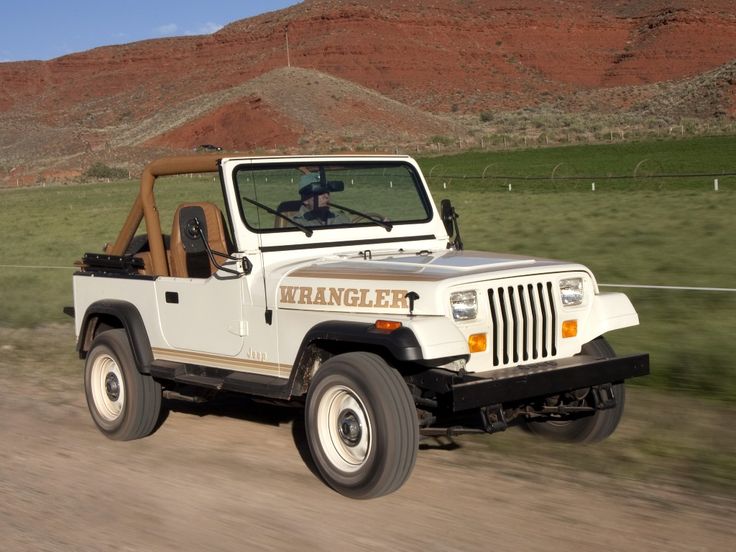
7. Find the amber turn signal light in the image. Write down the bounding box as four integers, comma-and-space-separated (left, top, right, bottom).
374, 320, 402, 331
468, 333, 487, 353
562, 320, 578, 338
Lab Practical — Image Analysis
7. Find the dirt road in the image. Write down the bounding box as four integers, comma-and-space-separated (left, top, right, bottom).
1, 328, 734, 551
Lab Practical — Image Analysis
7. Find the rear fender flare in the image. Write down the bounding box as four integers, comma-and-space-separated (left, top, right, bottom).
77, 300, 153, 373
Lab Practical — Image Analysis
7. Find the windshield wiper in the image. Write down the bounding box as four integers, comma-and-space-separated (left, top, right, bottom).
242, 197, 313, 237
328, 201, 393, 231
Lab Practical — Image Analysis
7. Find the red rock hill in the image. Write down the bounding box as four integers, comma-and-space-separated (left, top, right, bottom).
1, 0, 735, 184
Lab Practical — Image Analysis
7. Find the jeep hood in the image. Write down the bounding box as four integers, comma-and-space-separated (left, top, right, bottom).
274, 250, 593, 316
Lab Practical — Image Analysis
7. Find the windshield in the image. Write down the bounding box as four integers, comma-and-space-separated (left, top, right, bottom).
233, 161, 432, 233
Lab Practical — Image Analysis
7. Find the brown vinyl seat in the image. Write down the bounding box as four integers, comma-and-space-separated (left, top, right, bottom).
133, 251, 153, 275
169, 202, 232, 278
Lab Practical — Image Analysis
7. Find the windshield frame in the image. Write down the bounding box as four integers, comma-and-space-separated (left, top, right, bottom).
231, 160, 434, 235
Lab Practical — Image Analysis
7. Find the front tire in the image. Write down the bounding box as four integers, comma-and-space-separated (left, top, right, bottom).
84, 329, 162, 441
305, 352, 419, 499
522, 337, 626, 444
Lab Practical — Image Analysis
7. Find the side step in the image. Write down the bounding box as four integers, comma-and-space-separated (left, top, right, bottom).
149, 360, 292, 400
174, 373, 224, 390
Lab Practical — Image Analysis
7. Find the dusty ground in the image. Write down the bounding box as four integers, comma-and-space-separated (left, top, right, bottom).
1, 327, 734, 551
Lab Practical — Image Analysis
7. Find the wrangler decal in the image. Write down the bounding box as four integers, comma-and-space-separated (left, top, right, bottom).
279, 285, 409, 309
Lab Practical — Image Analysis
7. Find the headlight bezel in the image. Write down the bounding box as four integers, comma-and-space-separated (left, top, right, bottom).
450, 290, 478, 321
559, 277, 585, 307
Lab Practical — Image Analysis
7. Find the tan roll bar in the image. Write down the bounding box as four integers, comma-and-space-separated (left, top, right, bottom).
108, 154, 227, 276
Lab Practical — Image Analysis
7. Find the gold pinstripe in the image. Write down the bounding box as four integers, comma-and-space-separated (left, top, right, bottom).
151, 347, 284, 376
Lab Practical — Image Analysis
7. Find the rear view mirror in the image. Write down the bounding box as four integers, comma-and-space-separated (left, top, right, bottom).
305, 180, 344, 194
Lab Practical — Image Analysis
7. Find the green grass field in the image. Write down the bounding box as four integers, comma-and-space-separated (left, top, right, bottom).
1, 136, 735, 402
418, 134, 736, 190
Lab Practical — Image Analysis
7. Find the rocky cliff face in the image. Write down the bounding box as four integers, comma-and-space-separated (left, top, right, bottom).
2, 0, 735, 184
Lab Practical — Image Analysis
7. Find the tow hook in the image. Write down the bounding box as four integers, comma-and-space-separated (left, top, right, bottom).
480, 404, 508, 434
592, 383, 617, 410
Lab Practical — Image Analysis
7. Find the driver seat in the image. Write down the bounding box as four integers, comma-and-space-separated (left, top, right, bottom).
274, 200, 302, 228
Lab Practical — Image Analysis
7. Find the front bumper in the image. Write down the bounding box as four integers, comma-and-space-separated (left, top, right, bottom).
409, 353, 649, 412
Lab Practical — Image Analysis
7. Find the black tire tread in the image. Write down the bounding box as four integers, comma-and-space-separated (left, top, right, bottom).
305, 351, 418, 499
360, 352, 418, 497
84, 329, 161, 441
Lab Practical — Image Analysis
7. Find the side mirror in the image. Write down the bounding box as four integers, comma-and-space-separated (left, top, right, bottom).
440, 199, 455, 236
440, 199, 464, 250
183, 214, 251, 277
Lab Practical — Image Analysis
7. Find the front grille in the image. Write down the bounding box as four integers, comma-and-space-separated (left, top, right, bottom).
488, 281, 557, 367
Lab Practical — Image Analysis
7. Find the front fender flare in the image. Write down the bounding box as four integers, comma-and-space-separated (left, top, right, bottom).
287, 320, 423, 397
295, 320, 424, 362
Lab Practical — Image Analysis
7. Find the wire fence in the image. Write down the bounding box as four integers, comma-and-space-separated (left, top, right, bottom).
599, 284, 736, 293
422, 168, 736, 193
433, 171, 736, 182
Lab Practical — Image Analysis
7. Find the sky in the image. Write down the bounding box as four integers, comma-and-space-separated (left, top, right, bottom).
0, 1, 300, 62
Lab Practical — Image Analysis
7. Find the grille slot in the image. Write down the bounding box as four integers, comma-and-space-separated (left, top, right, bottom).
488, 281, 557, 367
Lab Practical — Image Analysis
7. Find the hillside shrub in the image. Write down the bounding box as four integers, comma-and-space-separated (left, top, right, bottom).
85, 162, 127, 180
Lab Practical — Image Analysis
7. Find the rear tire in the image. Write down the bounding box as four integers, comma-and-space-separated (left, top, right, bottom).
84, 329, 162, 441
522, 337, 625, 444
305, 352, 419, 499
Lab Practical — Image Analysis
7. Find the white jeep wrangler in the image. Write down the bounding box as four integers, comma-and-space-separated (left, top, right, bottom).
70, 154, 648, 498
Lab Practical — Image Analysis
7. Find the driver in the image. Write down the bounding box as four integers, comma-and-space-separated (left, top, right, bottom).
293, 173, 350, 226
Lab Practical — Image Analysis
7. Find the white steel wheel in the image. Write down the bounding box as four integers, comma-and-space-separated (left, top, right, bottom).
84, 329, 162, 441
305, 352, 418, 499
89, 352, 126, 423
316, 385, 372, 473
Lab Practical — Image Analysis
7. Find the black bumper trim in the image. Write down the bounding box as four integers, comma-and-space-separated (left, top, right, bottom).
451, 353, 649, 412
